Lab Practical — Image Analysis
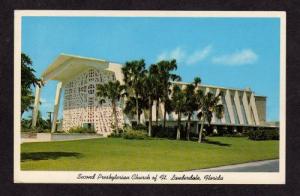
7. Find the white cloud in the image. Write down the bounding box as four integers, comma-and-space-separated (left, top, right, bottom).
156, 45, 212, 65
186, 45, 212, 65
212, 49, 258, 66
157, 47, 186, 62
156, 52, 168, 62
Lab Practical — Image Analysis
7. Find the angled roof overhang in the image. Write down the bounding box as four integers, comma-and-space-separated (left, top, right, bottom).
41, 54, 110, 82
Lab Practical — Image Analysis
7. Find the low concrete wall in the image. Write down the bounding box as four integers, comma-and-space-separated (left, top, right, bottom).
21, 133, 51, 143
21, 133, 103, 143
51, 133, 103, 141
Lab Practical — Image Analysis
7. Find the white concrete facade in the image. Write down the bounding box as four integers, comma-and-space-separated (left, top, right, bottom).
153, 82, 267, 127
32, 54, 268, 136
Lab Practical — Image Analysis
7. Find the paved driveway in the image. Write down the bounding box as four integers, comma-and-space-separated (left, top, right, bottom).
193, 159, 279, 172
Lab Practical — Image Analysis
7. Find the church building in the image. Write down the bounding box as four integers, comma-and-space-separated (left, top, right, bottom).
31, 54, 277, 137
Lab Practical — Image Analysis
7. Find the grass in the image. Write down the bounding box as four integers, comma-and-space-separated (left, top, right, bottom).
21, 137, 279, 171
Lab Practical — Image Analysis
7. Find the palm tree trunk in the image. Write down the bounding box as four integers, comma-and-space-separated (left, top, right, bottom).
186, 114, 191, 141
112, 101, 119, 134
148, 97, 152, 137
198, 117, 205, 143
135, 93, 139, 125
176, 112, 181, 140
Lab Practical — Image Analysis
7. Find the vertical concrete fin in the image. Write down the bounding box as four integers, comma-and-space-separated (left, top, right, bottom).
225, 89, 235, 124
32, 83, 42, 128
250, 93, 260, 125
216, 88, 226, 124
51, 82, 62, 132
234, 91, 244, 125
211, 88, 217, 124
242, 91, 253, 125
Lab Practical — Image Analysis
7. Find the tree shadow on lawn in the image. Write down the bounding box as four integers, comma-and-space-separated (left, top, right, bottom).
21, 152, 82, 162
203, 139, 231, 147
188, 137, 231, 147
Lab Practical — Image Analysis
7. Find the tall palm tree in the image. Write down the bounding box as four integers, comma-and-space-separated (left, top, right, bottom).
196, 91, 224, 143
123, 97, 143, 118
171, 85, 186, 140
140, 70, 157, 136
149, 64, 163, 126
157, 59, 181, 130
96, 80, 125, 133
122, 60, 147, 125
183, 77, 201, 140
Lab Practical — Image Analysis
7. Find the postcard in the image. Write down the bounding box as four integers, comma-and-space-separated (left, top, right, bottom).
14, 10, 286, 184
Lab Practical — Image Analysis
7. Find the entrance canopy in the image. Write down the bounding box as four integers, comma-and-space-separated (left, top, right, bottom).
41, 54, 110, 82
32, 54, 124, 132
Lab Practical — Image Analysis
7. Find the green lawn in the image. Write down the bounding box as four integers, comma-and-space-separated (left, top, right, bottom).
21, 137, 279, 171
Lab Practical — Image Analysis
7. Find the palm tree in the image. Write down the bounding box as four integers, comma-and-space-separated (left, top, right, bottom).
183, 77, 201, 140
96, 80, 125, 133
122, 60, 147, 125
157, 60, 181, 130
140, 70, 157, 136
149, 64, 163, 126
196, 91, 224, 143
123, 97, 143, 118
171, 85, 186, 140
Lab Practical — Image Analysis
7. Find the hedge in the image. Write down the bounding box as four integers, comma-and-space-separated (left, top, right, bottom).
248, 129, 279, 140
68, 126, 96, 134
122, 129, 148, 140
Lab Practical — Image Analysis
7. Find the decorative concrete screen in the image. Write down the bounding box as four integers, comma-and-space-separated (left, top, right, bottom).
63, 68, 124, 135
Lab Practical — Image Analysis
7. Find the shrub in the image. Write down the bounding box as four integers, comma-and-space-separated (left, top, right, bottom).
122, 128, 148, 140
68, 126, 96, 134
208, 127, 247, 137
21, 127, 33, 132
152, 125, 177, 139
132, 124, 148, 131
38, 128, 51, 133
248, 129, 279, 140
214, 127, 233, 136
108, 128, 124, 138
21, 127, 51, 133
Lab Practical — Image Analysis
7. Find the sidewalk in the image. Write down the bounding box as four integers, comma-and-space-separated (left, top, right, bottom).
191, 159, 279, 172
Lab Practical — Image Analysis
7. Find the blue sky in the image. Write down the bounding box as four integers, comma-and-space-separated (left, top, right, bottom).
21, 16, 280, 121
